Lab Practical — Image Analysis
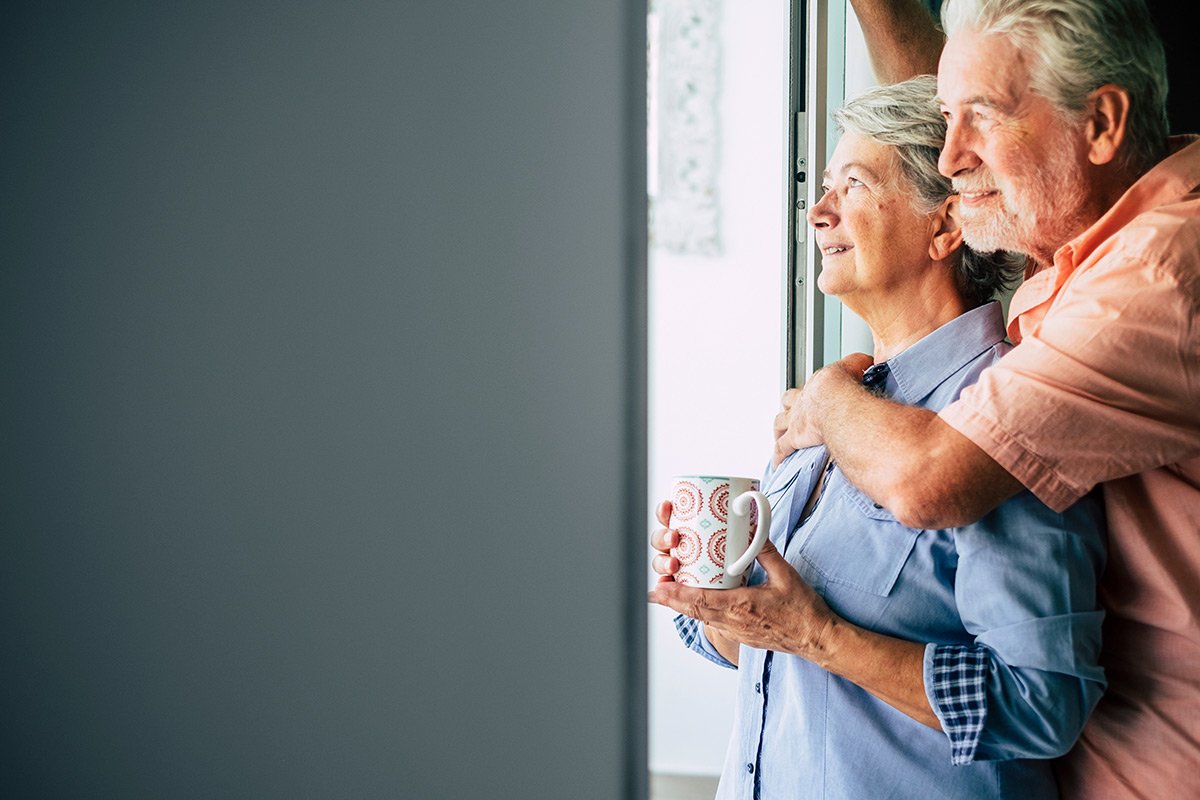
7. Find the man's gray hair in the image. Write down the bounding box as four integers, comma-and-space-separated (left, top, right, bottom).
834, 76, 1022, 308
941, 0, 1169, 176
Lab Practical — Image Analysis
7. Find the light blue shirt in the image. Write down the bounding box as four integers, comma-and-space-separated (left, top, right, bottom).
676, 302, 1107, 799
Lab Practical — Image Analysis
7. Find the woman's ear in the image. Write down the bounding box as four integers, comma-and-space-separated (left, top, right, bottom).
929, 195, 964, 262
1085, 84, 1130, 166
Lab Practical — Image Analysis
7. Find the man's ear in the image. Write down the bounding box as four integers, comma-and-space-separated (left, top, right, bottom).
929, 195, 964, 262
1085, 84, 1131, 166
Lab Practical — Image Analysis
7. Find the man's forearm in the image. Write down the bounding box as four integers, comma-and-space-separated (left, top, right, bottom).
806, 366, 1021, 528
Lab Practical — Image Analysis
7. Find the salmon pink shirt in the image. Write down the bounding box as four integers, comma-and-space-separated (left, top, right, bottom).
940, 136, 1200, 800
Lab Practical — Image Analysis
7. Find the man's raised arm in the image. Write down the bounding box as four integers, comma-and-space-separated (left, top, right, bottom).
849, 0, 944, 84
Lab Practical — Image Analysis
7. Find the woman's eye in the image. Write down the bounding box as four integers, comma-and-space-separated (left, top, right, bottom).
848, 177, 864, 188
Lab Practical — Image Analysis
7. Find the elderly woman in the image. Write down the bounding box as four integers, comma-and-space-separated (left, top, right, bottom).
649, 76, 1106, 799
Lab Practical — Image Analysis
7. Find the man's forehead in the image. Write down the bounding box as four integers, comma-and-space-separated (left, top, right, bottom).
936, 28, 1028, 109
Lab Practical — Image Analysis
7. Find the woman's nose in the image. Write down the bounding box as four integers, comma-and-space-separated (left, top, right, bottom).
807, 192, 835, 228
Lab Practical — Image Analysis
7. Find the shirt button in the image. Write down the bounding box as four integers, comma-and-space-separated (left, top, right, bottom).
873, 503, 883, 509
755, 682, 762, 694
746, 763, 754, 774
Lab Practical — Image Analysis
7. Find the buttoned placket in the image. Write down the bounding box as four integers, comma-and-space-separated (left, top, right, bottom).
750, 364, 890, 798
750, 651, 773, 799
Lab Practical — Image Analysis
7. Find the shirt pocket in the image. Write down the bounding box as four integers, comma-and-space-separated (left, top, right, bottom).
796, 478, 920, 597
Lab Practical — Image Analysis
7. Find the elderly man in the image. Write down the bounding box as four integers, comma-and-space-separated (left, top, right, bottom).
758, 0, 1198, 797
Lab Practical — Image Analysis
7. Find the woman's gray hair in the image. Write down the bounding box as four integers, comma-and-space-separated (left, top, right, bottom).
834, 75, 1023, 308
940, 0, 1168, 176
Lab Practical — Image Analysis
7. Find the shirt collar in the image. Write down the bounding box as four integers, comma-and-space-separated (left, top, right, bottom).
1007, 136, 1200, 343
876, 301, 1007, 404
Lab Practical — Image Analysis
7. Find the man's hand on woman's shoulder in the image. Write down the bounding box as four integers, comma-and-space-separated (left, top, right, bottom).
772, 354, 873, 466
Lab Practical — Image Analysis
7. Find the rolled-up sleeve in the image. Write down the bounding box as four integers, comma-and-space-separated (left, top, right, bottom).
935, 487, 1107, 761
925, 643, 990, 765
673, 615, 736, 669
939, 249, 1200, 512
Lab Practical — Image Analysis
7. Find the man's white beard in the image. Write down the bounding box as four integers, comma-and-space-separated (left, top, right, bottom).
958, 129, 1092, 262
960, 197, 1020, 255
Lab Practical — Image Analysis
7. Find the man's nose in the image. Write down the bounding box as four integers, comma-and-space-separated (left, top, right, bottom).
939, 118, 982, 179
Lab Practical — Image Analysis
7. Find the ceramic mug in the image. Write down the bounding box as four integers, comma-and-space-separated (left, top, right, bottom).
668, 475, 771, 589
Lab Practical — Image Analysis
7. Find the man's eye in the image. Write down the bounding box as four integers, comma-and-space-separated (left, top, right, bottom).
848, 177, 864, 188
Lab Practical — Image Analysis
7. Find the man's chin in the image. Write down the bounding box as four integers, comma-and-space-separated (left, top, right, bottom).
961, 215, 1019, 255
962, 230, 1009, 255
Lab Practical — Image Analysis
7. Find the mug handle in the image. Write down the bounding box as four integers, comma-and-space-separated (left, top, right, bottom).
725, 490, 771, 577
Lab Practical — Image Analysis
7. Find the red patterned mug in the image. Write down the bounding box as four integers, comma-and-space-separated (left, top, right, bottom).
668, 475, 771, 589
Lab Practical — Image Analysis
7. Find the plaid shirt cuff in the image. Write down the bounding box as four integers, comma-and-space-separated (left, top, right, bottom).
673, 614, 736, 669
927, 643, 990, 765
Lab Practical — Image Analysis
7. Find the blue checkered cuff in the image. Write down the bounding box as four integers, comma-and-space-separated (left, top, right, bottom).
674, 614, 703, 648
673, 614, 736, 669
928, 643, 990, 765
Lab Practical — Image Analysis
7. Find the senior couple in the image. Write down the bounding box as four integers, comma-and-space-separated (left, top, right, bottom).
649, 1, 1200, 798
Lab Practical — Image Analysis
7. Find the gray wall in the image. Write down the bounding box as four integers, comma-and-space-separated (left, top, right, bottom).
1, 2, 647, 798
